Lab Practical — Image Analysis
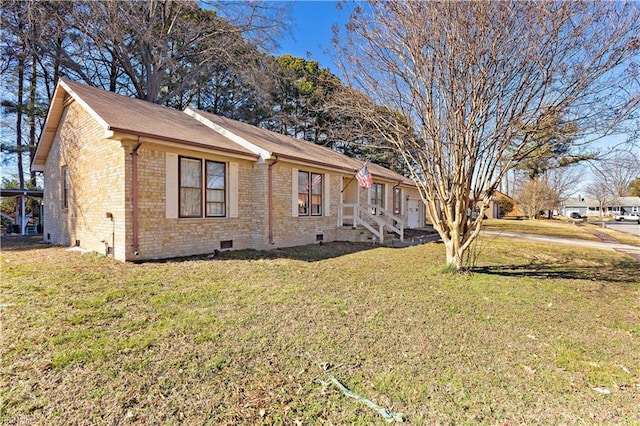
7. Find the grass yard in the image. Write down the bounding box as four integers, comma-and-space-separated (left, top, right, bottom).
1, 228, 639, 424
482, 218, 598, 241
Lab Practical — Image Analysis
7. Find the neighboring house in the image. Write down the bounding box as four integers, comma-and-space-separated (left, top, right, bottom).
561, 196, 640, 217
32, 79, 422, 261
613, 196, 640, 216
488, 191, 522, 219
0, 189, 43, 235
562, 197, 590, 217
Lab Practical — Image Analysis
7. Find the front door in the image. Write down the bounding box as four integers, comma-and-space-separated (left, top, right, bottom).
341, 177, 358, 226
407, 199, 422, 228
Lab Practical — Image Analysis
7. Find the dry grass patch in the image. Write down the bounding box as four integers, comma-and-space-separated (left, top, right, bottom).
482, 218, 600, 241
483, 218, 640, 247
1, 236, 639, 424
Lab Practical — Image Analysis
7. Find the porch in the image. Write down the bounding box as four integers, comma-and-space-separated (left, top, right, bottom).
337, 203, 405, 244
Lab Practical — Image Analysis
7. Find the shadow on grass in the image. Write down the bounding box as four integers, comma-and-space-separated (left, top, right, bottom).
473, 259, 640, 284
0, 235, 51, 252
1, 236, 432, 263
140, 241, 381, 264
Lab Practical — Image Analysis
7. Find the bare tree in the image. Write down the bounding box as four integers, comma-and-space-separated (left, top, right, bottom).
546, 166, 582, 207
516, 165, 582, 219
334, 1, 640, 269
517, 178, 558, 220
586, 180, 617, 218
589, 151, 640, 198
629, 177, 640, 196
587, 150, 640, 216
60, 0, 288, 104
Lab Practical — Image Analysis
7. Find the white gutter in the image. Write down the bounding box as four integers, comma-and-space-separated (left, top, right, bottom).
183, 108, 272, 161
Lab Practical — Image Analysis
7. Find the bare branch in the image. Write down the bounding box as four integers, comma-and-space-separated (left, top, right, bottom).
334, 0, 640, 268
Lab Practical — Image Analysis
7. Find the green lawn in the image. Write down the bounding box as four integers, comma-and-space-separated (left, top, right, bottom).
1, 231, 639, 424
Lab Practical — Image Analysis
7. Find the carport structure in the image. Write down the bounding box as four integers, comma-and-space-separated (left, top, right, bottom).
0, 188, 43, 235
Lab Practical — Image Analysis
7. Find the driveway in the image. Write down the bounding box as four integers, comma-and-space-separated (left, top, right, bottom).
603, 222, 640, 237
481, 231, 640, 260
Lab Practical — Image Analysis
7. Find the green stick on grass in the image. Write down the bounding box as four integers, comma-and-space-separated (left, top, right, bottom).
329, 376, 404, 423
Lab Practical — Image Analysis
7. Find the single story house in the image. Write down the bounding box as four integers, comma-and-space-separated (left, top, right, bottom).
613, 196, 640, 216
561, 196, 640, 217
561, 197, 590, 217
32, 79, 424, 261
484, 191, 522, 219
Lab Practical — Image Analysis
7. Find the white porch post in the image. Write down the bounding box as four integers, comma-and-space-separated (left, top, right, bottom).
20, 194, 26, 235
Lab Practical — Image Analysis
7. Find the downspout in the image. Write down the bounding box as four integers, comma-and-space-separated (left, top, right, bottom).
393, 181, 402, 213
268, 156, 280, 244
393, 181, 404, 241
131, 136, 142, 256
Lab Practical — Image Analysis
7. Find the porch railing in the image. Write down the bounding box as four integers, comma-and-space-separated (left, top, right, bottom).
338, 203, 404, 243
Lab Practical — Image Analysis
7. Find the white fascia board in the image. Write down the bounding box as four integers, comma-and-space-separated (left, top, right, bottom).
183, 107, 271, 161
58, 79, 111, 132
33, 81, 112, 172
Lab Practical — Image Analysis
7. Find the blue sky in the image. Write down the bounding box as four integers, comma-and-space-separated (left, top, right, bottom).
274, 1, 351, 73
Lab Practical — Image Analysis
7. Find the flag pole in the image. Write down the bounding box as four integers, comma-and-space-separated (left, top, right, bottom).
342, 160, 370, 193
341, 174, 357, 193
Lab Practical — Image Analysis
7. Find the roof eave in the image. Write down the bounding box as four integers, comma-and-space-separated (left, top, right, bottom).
273, 153, 415, 186
109, 129, 260, 161
31, 82, 66, 171
31, 78, 111, 172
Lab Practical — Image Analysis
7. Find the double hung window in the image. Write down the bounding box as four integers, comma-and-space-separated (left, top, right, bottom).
179, 157, 226, 218
298, 171, 322, 216
371, 183, 384, 214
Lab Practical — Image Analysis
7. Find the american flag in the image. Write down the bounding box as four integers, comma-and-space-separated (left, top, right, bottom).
356, 163, 373, 189
306, 174, 322, 191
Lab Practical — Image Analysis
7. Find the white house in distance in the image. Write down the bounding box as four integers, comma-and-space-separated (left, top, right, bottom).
561, 196, 640, 217
31, 78, 426, 261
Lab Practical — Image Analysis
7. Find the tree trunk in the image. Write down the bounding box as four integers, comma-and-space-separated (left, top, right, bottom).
15, 27, 25, 234
28, 55, 37, 186
427, 197, 478, 271
443, 237, 463, 270
16, 48, 25, 191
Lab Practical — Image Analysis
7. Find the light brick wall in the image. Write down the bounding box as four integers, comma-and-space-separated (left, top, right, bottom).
266, 162, 340, 249
43, 101, 127, 259
122, 153, 346, 258
122, 143, 263, 260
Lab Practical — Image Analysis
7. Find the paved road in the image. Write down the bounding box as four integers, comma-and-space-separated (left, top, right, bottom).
602, 222, 640, 237
481, 230, 640, 259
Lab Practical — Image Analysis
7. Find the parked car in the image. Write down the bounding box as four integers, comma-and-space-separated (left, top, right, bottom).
569, 212, 583, 219
614, 213, 640, 223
